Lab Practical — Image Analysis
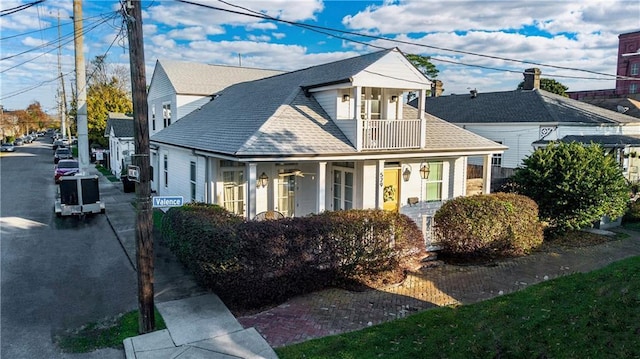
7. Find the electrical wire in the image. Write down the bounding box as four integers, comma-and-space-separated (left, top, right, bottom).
0, 0, 45, 17
178, 0, 634, 82
0, 12, 118, 41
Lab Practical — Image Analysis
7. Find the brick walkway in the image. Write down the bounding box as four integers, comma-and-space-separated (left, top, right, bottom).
237, 235, 640, 348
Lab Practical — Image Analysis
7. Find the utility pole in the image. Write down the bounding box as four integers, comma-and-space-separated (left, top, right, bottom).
73, 0, 89, 171
57, 11, 69, 139
124, 0, 155, 333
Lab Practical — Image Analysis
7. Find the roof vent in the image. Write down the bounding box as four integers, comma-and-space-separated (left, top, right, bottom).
470, 88, 478, 98
617, 105, 629, 113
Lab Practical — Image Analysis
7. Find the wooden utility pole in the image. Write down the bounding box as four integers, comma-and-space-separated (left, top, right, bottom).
124, 0, 155, 333
57, 11, 69, 138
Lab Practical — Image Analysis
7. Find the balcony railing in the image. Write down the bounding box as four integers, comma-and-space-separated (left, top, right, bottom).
361, 119, 422, 150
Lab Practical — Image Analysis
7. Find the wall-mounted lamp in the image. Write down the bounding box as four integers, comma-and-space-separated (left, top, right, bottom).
258, 172, 269, 188
419, 163, 431, 180
391, 95, 398, 102
342, 94, 350, 102
402, 165, 412, 182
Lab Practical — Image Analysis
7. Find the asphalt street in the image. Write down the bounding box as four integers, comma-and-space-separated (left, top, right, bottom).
1, 137, 138, 358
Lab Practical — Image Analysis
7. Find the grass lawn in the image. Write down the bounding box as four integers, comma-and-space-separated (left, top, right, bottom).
56, 308, 166, 353
95, 164, 119, 182
276, 255, 640, 358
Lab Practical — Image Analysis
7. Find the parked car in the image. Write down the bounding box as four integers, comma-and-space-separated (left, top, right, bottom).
1, 143, 15, 152
54, 159, 80, 183
54, 147, 73, 164
13, 138, 24, 146
52, 139, 65, 150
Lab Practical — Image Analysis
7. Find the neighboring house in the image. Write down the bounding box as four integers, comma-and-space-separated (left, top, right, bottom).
104, 112, 134, 177
147, 59, 283, 137
149, 48, 506, 237
418, 68, 640, 182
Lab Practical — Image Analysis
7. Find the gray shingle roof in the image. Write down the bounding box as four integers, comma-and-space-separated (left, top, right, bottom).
419, 89, 640, 124
104, 112, 134, 138
151, 48, 505, 157
557, 134, 640, 147
157, 60, 283, 95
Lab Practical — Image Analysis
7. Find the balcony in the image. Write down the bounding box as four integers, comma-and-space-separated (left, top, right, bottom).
361, 119, 423, 150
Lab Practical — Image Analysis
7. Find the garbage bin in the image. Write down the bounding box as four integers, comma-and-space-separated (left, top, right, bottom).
121, 174, 135, 193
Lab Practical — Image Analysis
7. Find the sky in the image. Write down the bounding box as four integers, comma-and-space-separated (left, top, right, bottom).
1, 0, 639, 113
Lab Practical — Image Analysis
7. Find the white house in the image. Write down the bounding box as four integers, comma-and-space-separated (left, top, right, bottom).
147, 59, 283, 137
104, 112, 134, 176
420, 68, 640, 180
149, 48, 506, 235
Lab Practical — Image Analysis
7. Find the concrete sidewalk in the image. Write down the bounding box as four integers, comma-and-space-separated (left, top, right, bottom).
92, 168, 277, 359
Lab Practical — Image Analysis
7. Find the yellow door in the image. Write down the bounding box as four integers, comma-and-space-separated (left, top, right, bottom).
383, 169, 400, 212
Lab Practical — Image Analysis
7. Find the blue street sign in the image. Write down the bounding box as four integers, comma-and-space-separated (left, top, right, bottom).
152, 196, 184, 208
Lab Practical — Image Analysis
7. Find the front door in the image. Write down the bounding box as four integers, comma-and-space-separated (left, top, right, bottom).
383, 169, 400, 212
277, 174, 296, 217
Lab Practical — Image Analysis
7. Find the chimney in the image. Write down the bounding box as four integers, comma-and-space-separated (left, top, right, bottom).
523, 68, 541, 90
431, 80, 443, 97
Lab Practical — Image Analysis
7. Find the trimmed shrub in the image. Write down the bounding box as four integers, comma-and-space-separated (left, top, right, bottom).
433, 193, 544, 259
623, 199, 640, 223
161, 205, 425, 309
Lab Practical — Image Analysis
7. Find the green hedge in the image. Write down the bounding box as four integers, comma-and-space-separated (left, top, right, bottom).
433, 193, 544, 259
161, 205, 424, 309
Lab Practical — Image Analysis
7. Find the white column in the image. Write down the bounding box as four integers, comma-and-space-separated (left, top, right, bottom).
483, 154, 493, 194
246, 163, 257, 219
376, 160, 385, 209
316, 162, 327, 213
354, 86, 363, 151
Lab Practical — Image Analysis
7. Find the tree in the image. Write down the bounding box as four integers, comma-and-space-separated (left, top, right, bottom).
510, 142, 629, 234
25, 101, 48, 131
517, 78, 569, 97
406, 54, 440, 99
69, 55, 132, 147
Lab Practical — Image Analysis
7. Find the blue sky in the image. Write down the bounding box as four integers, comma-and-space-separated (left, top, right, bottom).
1, 0, 639, 113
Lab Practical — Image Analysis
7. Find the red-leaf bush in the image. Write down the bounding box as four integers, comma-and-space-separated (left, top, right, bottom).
161, 204, 424, 309
433, 193, 544, 259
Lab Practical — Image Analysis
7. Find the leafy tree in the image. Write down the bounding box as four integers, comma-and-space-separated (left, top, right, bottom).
406, 54, 440, 99
517, 78, 569, 97
69, 56, 132, 147
510, 142, 629, 234
26, 101, 48, 131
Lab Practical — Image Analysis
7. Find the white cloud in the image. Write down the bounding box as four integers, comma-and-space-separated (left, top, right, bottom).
272, 32, 286, 39
247, 34, 271, 42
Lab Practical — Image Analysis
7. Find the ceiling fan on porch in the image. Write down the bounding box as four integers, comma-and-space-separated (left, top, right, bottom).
278, 169, 315, 177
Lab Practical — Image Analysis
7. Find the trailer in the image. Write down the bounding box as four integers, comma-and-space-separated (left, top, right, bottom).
55, 174, 106, 217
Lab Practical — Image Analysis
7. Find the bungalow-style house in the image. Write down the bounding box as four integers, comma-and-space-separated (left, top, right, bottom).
149, 48, 506, 235
147, 59, 283, 137
418, 68, 640, 182
104, 112, 134, 177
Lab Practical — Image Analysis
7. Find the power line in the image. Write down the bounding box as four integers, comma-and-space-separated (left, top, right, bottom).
0, 0, 45, 17
0, 11, 119, 41
178, 0, 633, 82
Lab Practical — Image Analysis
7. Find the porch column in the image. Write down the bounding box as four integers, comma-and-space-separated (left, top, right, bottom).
354, 86, 362, 151
246, 162, 257, 220
483, 154, 492, 194
316, 161, 327, 213
206, 158, 218, 204
419, 88, 427, 148
376, 160, 385, 209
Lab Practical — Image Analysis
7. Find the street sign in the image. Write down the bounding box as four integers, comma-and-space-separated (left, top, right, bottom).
152, 196, 184, 208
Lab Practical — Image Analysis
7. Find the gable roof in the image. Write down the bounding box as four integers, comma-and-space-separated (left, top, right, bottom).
419, 89, 640, 125
155, 59, 283, 96
151, 48, 504, 158
557, 134, 640, 147
575, 97, 640, 119
104, 112, 134, 138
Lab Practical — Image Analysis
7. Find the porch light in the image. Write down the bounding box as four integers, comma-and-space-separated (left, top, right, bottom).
342, 94, 350, 102
258, 172, 269, 188
391, 95, 398, 102
420, 163, 430, 180
402, 165, 412, 182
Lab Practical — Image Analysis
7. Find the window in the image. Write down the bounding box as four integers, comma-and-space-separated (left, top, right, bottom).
151, 106, 156, 131
360, 87, 382, 120
278, 175, 296, 217
222, 169, 245, 215
163, 154, 168, 188
424, 162, 443, 202
631, 63, 639, 76
162, 103, 171, 128
333, 168, 354, 210
491, 142, 503, 167
190, 161, 196, 202
631, 83, 638, 94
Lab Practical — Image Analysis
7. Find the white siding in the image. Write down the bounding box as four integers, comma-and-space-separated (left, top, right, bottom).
158, 146, 197, 202
176, 94, 212, 121
459, 124, 540, 168
353, 51, 430, 89
314, 90, 338, 120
